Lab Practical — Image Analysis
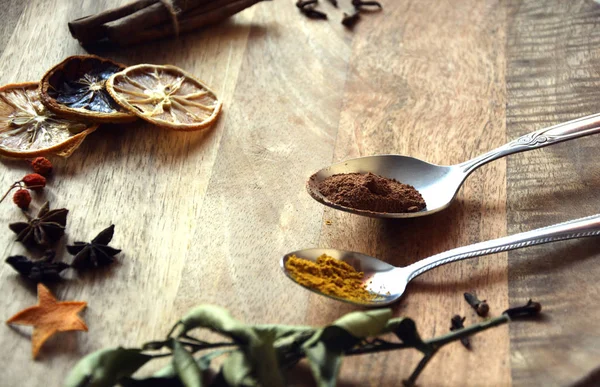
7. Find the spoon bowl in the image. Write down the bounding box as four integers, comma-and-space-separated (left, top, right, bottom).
281, 248, 407, 306
308, 113, 600, 218
307, 155, 463, 218
281, 214, 600, 306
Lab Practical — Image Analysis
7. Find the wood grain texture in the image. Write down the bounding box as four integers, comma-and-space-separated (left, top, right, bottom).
506, 1, 600, 386
0, 0, 598, 386
312, 1, 509, 385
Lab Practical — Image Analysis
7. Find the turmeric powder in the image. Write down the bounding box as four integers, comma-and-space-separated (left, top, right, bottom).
285, 254, 376, 302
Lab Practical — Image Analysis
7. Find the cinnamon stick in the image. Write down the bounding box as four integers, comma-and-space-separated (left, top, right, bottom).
102, 0, 216, 40
68, 0, 266, 47
112, 0, 266, 46
68, 0, 157, 43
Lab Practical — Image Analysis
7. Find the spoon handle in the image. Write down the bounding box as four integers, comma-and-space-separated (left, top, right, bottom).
458, 113, 600, 175
405, 214, 600, 281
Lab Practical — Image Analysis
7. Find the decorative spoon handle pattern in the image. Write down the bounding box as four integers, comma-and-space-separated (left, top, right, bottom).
406, 214, 600, 281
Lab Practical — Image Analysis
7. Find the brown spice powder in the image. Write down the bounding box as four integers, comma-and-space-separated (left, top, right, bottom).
317, 172, 426, 213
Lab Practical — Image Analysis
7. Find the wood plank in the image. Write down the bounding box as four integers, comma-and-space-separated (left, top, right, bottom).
309, 1, 510, 385
0, 0, 256, 384
0, 0, 28, 57
171, 0, 353, 338
506, 1, 600, 385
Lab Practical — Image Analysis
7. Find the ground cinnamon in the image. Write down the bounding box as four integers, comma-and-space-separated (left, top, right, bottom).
316, 172, 426, 213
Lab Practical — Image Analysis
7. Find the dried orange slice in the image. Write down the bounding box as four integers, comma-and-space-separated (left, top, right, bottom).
106, 64, 222, 131
39, 55, 136, 123
0, 82, 98, 158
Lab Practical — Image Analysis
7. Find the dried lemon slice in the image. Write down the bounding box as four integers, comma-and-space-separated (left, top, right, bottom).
0, 82, 98, 158
39, 55, 137, 123
106, 64, 222, 131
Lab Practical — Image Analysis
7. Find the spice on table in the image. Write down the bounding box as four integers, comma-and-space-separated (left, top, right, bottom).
464, 292, 489, 317
5, 250, 70, 283
6, 283, 87, 359
342, 11, 361, 28
39, 55, 136, 124
67, 224, 121, 269
12, 189, 32, 210
502, 299, 542, 318
9, 202, 68, 247
285, 254, 376, 302
21, 174, 46, 191
106, 64, 222, 131
449, 315, 471, 349
68, 0, 269, 47
316, 172, 426, 213
352, 0, 383, 10
296, 0, 328, 20
1, 173, 47, 209
31, 157, 53, 176
0, 82, 98, 159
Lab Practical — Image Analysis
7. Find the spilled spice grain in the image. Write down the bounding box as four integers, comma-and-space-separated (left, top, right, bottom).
317, 172, 426, 213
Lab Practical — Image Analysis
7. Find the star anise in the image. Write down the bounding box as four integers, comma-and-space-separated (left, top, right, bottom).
5, 250, 70, 283
67, 224, 121, 269
9, 202, 68, 246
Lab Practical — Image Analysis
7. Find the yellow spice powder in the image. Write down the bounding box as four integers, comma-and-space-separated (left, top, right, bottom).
285, 254, 375, 302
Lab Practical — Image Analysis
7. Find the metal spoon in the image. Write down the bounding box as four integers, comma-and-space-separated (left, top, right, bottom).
307, 113, 600, 218
281, 214, 600, 306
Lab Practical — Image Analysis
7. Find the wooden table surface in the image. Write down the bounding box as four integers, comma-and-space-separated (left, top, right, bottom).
2, 0, 600, 385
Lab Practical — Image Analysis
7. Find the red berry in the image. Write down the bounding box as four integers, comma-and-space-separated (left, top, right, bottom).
21, 173, 46, 190
31, 157, 53, 176
12, 189, 31, 209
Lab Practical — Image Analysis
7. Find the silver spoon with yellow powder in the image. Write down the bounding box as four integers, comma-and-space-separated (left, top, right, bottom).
281, 214, 600, 306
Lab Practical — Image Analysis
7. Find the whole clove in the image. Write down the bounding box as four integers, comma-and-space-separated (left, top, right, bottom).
352, 0, 383, 11
296, 0, 327, 19
341, 11, 360, 28
302, 9, 328, 19
464, 292, 489, 317
296, 0, 317, 8
503, 299, 542, 319
450, 315, 471, 349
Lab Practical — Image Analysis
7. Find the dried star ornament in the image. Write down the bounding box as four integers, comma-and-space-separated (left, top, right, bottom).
9, 202, 68, 247
5, 250, 70, 283
67, 224, 121, 269
6, 283, 87, 359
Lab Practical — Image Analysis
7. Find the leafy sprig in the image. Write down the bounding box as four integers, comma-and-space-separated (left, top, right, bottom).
65, 301, 541, 387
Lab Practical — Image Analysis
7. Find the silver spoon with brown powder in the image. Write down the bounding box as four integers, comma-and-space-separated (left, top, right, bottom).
308, 113, 600, 218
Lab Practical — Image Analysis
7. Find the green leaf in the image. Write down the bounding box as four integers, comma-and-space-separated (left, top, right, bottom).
175, 306, 286, 387
253, 324, 314, 341
221, 350, 258, 387
64, 347, 151, 387
152, 363, 176, 378
176, 305, 253, 344
331, 309, 393, 339
299, 309, 394, 387
197, 349, 234, 371
303, 340, 343, 387
303, 309, 393, 352
248, 327, 285, 387
120, 376, 183, 386
172, 340, 203, 387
